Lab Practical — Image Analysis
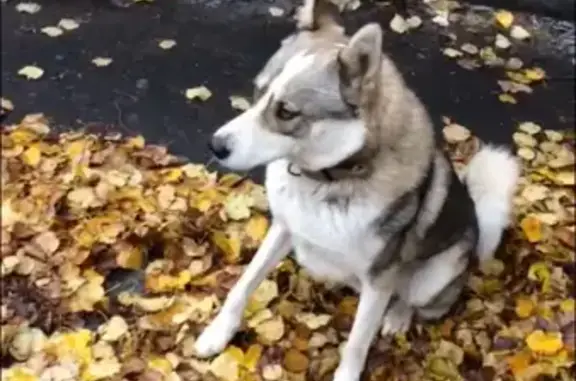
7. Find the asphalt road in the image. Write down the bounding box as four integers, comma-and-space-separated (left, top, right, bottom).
2, 0, 575, 170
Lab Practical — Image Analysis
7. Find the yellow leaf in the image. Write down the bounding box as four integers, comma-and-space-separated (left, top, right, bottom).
97, 315, 128, 342
506, 350, 532, 378
92, 57, 113, 67
520, 215, 542, 242
115, 243, 144, 270
244, 214, 269, 243
185, 86, 212, 101
148, 356, 173, 375
515, 297, 535, 318
2, 366, 39, 381
499, 93, 517, 104
245, 279, 278, 316
243, 344, 263, 371
495, 9, 514, 29
145, 270, 192, 293
224, 193, 254, 220
18, 65, 44, 80
560, 298, 574, 313
211, 230, 242, 263
125, 135, 145, 149
68, 271, 106, 312
254, 316, 285, 344
527, 262, 551, 293
524, 67, 546, 81
229, 95, 251, 111
44, 329, 93, 366
210, 346, 244, 381
526, 330, 563, 355
553, 171, 575, 186
22, 144, 41, 167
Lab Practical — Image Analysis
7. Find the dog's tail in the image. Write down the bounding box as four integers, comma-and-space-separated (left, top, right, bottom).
462, 145, 520, 262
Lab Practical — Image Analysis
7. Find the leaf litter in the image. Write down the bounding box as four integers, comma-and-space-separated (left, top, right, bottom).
1, 113, 573, 381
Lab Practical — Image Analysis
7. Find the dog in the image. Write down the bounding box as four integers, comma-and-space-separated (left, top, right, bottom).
195, 1, 520, 380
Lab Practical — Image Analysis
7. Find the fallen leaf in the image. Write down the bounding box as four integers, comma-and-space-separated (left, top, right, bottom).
499, 93, 517, 104
98, 315, 129, 342
185, 86, 212, 101
526, 330, 564, 355
495, 10, 514, 29
40, 26, 63, 37
18, 65, 44, 80
58, 18, 79, 30
495, 34, 512, 49
1, 97, 14, 111
268, 6, 284, 17
283, 348, 309, 373
92, 57, 113, 67
15, 2, 41, 14
389, 14, 409, 34
515, 297, 535, 318
520, 215, 543, 242
443, 47, 463, 58
158, 39, 177, 50
510, 25, 531, 40
460, 43, 479, 55
229, 95, 251, 111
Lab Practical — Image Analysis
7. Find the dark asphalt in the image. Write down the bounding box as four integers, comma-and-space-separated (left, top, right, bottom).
2, 0, 575, 170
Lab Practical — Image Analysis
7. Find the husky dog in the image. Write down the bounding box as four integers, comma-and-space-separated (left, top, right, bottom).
196, 1, 520, 379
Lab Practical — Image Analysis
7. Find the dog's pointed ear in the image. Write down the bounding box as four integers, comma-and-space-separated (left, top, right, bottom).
337, 23, 383, 105
296, 0, 341, 30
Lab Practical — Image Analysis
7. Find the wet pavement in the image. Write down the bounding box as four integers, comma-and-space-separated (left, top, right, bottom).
2, 0, 575, 170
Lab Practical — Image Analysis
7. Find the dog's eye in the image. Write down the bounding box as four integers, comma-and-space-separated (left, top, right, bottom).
275, 102, 301, 121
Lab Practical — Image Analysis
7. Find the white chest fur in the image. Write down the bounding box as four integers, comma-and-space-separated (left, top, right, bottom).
265, 160, 385, 287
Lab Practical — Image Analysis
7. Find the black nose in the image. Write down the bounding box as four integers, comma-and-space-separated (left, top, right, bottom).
208, 135, 231, 160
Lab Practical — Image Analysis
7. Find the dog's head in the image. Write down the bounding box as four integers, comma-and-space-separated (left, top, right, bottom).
209, 0, 384, 171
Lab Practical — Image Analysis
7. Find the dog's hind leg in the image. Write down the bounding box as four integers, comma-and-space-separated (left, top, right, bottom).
332, 272, 395, 381
194, 221, 292, 357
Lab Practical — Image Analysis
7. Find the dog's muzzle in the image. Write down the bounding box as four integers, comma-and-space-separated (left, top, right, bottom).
208, 135, 231, 160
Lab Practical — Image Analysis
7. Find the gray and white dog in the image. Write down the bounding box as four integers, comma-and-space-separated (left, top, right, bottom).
196, 1, 520, 379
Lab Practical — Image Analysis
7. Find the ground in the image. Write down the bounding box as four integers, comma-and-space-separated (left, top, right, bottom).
0, 0, 575, 381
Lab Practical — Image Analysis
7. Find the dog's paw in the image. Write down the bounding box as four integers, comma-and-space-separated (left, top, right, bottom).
194, 312, 241, 358
332, 361, 362, 381
381, 301, 413, 336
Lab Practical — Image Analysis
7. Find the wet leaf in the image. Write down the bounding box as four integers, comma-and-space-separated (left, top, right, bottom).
229, 95, 251, 111
510, 25, 531, 40
18, 65, 44, 80
15, 2, 41, 14
495, 10, 514, 29
40, 26, 63, 37
526, 330, 564, 355
185, 86, 212, 101
58, 18, 80, 30
158, 39, 176, 50
92, 57, 113, 67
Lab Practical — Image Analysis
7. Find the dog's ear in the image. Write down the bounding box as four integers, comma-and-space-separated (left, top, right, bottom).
295, 0, 341, 30
337, 23, 383, 105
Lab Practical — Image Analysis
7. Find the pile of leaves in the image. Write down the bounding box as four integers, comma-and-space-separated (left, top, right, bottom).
1, 114, 574, 381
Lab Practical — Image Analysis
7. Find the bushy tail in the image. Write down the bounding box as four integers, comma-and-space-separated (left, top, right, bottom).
462, 145, 520, 262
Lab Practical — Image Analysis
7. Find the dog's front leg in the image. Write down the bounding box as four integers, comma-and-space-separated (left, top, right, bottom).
194, 220, 291, 357
332, 276, 394, 381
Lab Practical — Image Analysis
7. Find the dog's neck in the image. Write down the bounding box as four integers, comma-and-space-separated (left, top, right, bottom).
289, 141, 378, 182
